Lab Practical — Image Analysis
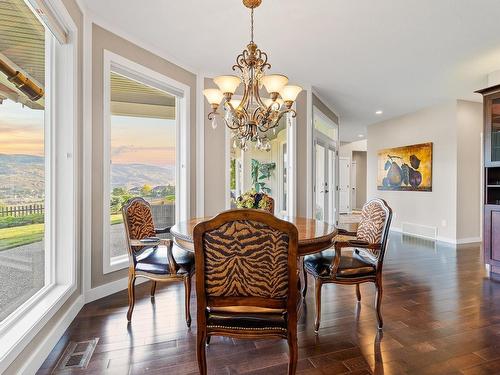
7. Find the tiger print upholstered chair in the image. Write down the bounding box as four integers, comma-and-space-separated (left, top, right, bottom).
122, 197, 195, 326
304, 198, 392, 331
193, 209, 300, 375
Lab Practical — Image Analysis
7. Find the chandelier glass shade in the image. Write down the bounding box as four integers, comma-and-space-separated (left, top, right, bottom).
203, 0, 302, 151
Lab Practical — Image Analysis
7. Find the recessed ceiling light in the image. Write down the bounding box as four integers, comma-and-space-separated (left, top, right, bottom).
358, 134, 364, 138
375, 110, 383, 115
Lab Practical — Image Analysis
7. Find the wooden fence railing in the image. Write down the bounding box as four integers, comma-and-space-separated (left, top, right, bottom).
0, 204, 45, 217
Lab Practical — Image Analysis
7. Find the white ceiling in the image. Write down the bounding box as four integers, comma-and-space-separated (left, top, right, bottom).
82, 0, 500, 142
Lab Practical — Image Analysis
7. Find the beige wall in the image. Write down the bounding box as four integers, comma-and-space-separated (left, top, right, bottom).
353, 151, 367, 209
203, 78, 227, 216
5, 0, 84, 373
367, 100, 482, 243
91, 24, 197, 287
296, 90, 309, 217
339, 139, 367, 158
456, 100, 483, 240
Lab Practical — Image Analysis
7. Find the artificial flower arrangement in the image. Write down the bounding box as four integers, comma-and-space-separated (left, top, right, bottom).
235, 189, 273, 212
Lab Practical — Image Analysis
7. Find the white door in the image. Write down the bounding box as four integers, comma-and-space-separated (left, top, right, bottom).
314, 141, 336, 224
339, 157, 350, 213
350, 160, 357, 210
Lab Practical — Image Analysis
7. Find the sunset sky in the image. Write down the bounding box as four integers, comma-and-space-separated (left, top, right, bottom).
111, 115, 176, 167
0, 100, 176, 167
0, 100, 44, 156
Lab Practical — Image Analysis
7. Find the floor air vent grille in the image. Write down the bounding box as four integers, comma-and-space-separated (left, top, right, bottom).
52, 338, 99, 373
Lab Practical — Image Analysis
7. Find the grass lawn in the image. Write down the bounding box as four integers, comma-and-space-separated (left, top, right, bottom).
111, 213, 123, 225
0, 223, 44, 251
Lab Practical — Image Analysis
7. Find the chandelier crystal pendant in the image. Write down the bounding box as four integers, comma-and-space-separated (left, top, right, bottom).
203, 0, 302, 151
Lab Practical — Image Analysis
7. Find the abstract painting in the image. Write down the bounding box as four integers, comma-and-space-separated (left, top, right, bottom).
377, 142, 432, 191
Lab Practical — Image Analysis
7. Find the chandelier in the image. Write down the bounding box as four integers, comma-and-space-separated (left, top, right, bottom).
203, 0, 302, 151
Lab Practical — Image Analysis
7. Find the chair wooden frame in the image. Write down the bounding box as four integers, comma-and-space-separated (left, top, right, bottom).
122, 197, 193, 326
308, 198, 392, 332
193, 209, 300, 375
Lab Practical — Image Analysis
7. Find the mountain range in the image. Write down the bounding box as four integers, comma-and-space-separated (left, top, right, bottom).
0, 154, 175, 203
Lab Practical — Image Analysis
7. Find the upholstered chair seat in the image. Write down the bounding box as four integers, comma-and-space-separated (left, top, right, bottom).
135, 244, 195, 275
304, 249, 376, 279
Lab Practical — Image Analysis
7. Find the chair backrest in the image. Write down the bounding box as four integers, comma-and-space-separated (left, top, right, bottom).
122, 197, 156, 253
193, 209, 298, 311
356, 199, 392, 261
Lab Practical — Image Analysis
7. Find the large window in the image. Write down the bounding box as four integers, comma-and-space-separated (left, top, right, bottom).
103, 52, 190, 274
108, 72, 176, 260
0, 0, 47, 323
0, 0, 77, 369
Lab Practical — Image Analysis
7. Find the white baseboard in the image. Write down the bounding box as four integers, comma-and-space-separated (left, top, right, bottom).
390, 228, 482, 245
85, 276, 148, 304
456, 237, 482, 244
18, 295, 84, 375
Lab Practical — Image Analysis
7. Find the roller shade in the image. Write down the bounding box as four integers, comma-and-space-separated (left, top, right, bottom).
26, 0, 68, 44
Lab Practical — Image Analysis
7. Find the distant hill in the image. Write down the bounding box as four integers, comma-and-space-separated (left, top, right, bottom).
0, 154, 45, 204
0, 154, 175, 204
111, 163, 175, 189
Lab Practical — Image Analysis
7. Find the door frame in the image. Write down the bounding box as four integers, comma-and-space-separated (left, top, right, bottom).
312, 105, 339, 224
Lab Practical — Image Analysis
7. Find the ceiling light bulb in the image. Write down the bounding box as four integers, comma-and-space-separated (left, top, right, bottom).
358, 134, 364, 138
203, 89, 223, 105
213, 75, 241, 94
261, 74, 288, 94
375, 110, 383, 115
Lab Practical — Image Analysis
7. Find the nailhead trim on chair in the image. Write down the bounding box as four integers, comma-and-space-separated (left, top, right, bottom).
207, 325, 287, 332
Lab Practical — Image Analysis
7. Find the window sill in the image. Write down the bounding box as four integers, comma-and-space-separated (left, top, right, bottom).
0, 283, 76, 373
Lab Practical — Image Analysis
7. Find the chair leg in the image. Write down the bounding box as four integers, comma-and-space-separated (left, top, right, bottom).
126, 273, 136, 321
375, 280, 383, 329
356, 283, 361, 302
184, 275, 192, 327
314, 278, 323, 333
150, 281, 157, 297
197, 331, 208, 375
206, 336, 211, 346
287, 332, 298, 375
302, 261, 308, 298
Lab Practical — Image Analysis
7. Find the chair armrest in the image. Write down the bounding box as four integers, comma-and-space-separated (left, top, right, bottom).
165, 239, 179, 274
337, 228, 357, 237
330, 240, 382, 276
130, 238, 161, 247
155, 227, 171, 234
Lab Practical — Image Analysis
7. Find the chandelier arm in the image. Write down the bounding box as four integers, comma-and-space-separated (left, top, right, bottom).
207, 111, 218, 121
224, 117, 243, 130
272, 108, 297, 125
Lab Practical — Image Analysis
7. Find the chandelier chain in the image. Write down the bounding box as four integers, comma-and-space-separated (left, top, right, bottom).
251, 8, 254, 42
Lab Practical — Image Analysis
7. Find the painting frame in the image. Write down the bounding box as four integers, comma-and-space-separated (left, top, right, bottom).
377, 142, 433, 192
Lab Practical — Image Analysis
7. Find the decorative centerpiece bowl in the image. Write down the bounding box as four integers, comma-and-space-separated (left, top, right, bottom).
235, 189, 274, 213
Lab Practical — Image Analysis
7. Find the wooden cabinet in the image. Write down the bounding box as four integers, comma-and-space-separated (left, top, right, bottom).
477, 85, 500, 272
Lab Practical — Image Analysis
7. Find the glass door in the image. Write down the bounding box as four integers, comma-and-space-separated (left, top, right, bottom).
314, 141, 337, 224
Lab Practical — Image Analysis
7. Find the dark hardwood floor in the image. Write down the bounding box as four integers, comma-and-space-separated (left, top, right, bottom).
38, 234, 500, 374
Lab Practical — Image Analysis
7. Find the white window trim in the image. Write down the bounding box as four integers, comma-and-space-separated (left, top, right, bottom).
0, 0, 78, 371
102, 50, 190, 274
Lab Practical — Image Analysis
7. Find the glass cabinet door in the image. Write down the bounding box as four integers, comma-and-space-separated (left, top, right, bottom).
491, 98, 500, 162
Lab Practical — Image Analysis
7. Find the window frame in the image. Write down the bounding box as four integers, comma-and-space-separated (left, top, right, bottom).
0, 0, 78, 371
102, 50, 190, 274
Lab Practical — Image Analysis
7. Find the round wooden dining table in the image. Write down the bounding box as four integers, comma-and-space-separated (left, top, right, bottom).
170, 216, 337, 256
